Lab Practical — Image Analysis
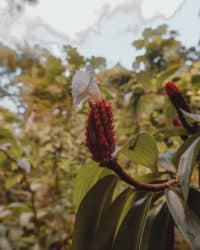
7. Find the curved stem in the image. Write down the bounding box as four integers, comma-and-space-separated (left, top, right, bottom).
101, 159, 178, 191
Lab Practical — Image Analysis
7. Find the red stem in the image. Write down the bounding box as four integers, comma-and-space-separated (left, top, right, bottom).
101, 159, 178, 191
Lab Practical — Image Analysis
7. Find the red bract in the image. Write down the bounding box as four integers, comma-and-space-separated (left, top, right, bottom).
172, 116, 182, 127
164, 81, 190, 112
164, 81, 198, 133
165, 81, 180, 94
85, 100, 115, 163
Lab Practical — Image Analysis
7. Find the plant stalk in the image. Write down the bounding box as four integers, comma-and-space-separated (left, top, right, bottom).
101, 159, 177, 191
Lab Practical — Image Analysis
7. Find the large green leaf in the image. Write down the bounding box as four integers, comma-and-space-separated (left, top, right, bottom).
172, 132, 200, 167
90, 188, 134, 250
112, 194, 152, 250
73, 162, 114, 211
115, 189, 136, 235
177, 136, 200, 201
188, 188, 200, 218
72, 175, 118, 250
141, 203, 174, 250
121, 133, 158, 171
166, 189, 200, 250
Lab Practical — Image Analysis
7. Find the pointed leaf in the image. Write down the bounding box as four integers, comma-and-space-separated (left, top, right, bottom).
178, 136, 200, 201
166, 189, 200, 250
73, 163, 114, 211
188, 188, 200, 218
141, 203, 174, 250
121, 133, 158, 171
172, 132, 200, 167
72, 175, 118, 250
112, 194, 152, 250
115, 190, 136, 235
91, 188, 134, 250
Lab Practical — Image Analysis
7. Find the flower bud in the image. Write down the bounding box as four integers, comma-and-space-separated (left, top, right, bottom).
85, 100, 115, 163
164, 81, 196, 133
164, 81, 190, 112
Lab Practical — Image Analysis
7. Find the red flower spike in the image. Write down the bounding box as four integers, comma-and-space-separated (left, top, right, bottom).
165, 81, 180, 95
164, 81, 190, 112
164, 81, 198, 133
85, 100, 115, 163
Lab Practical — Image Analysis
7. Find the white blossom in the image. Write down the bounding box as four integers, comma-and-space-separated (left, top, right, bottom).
72, 70, 101, 106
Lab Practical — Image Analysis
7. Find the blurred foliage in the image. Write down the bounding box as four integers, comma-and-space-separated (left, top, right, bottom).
132, 25, 200, 75
0, 24, 200, 249
64, 45, 106, 74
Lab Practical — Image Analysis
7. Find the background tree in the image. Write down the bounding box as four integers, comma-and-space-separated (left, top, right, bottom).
132, 25, 200, 75
0, 24, 199, 250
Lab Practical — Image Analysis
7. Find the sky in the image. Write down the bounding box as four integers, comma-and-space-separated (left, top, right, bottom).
0, 0, 199, 69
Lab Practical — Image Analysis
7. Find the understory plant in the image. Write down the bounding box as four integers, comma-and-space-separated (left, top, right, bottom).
72, 70, 200, 250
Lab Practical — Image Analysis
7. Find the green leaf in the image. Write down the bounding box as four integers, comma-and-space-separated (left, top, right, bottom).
72, 175, 118, 250
5, 174, 23, 189
73, 162, 114, 211
188, 188, 200, 218
115, 190, 136, 234
136, 71, 151, 88
90, 188, 134, 250
0, 128, 15, 142
131, 84, 145, 95
154, 128, 186, 140
156, 25, 167, 35
191, 74, 200, 84
112, 194, 152, 250
135, 172, 160, 184
166, 189, 200, 250
178, 136, 200, 201
172, 132, 200, 167
181, 109, 200, 122
133, 40, 145, 49
0, 128, 22, 159
141, 203, 174, 250
121, 133, 158, 171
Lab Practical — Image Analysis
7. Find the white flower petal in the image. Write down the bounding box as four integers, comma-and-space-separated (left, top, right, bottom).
72, 70, 101, 105
87, 80, 101, 103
